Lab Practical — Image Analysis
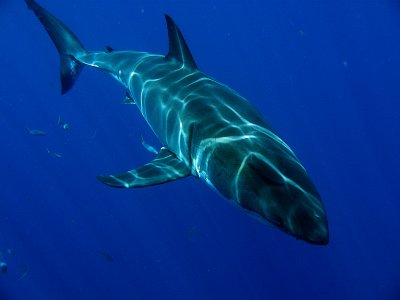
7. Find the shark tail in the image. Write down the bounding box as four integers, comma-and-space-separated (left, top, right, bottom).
25, 0, 87, 94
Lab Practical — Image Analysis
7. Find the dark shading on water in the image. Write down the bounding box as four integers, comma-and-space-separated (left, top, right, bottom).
1, 0, 399, 299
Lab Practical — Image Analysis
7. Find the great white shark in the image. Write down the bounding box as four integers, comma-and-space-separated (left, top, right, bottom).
25, 0, 329, 245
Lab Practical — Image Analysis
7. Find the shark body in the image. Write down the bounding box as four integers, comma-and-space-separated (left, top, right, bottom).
25, 0, 329, 244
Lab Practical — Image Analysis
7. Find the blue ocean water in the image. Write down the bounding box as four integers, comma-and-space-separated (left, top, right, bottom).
1, 0, 399, 299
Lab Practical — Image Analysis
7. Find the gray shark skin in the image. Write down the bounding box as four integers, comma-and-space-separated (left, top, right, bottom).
25, 0, 329, 245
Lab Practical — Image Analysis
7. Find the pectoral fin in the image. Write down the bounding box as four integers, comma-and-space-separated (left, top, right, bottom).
122, 90, 135, 105
141, 135, 158, 155
97, 148, 191, 188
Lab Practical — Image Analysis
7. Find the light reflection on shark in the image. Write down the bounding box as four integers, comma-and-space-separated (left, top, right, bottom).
25, 0, 329, 245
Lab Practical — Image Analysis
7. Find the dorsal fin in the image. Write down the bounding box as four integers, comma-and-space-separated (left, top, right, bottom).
164, 14, 197, 69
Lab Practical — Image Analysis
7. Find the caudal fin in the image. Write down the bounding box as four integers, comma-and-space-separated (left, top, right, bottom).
25, 0, 87, 94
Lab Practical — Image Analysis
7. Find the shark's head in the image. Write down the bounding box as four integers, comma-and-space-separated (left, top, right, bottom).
239, 153, 329, 245
206, 140, 329, 245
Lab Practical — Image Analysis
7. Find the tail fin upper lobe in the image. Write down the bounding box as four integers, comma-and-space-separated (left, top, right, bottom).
25, 0, 87, 94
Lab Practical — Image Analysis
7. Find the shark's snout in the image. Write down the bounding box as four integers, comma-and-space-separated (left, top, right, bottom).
290, 206, 329, 245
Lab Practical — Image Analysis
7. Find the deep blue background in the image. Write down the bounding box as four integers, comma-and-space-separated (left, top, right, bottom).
1, 0, 399, 299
